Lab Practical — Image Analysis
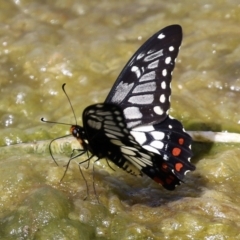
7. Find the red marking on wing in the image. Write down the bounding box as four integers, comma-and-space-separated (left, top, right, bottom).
161, 163, 168, 170
172, 147, 181, 156
154, 177, 164, 185
166, 175, 176, 185
178, 138, 184, 145
175, 162, 183, 172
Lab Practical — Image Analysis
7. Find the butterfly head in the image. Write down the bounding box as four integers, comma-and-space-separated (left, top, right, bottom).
70, 125, 89, 149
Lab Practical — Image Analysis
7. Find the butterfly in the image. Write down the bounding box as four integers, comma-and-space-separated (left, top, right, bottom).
47, 25, 195, 190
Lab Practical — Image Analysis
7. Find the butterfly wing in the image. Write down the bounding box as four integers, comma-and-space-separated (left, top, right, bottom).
82, 104, 192, 190
105, 25, 182, 129
82, 103, 145, 177
80, 25, 194, 190
131, 116, 195, 180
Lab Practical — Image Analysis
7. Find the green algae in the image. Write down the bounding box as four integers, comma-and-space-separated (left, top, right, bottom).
1, 0, 240, 239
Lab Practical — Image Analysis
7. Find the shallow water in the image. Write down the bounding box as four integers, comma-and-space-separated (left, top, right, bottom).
1, 0, 240, 239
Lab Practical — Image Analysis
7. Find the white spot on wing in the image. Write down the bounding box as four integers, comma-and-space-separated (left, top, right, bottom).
132, 82, 156, 93
124, 153, 153, 167
158, 33, 165, 39
90, 115, 103, 122
142, 145, 159, 154
136, 52, 145, 60
105, 120, 115, 125
111, 82, 134, 103
121, 147, 136, 156
130, 131, 147, 145
160, 94, 166, 103
105, 128, 124, 137
105, 116, 113, 120
129, 156, 147, 167
127, 120, 142, 129
165, 56, 171, 64
128, 94, 154, 104
131, 66, 141, 78
147, 49, 155, 54
150, 140, 164, 149
153, 106, 164, 115
105, 133, 118, 139
132, 125, 154, 132
139, 152, 152, 160
161, 81, 166, 89
139, 71, 156, 82
88, 110, 95, 114
123, 128, 128, 133
144, 49, 163, 62
169, 46, 174, 51
150, 131, 165, 140
104, 125, 121, 132
136, 156, 153, 166
162, 69, 167, 77
96, 111, 111, 116
96, 104, 104, 108
148, 60, 159, 69
87, 119, 102, 129
110, 139, 124, 146
124, 107, 142, 119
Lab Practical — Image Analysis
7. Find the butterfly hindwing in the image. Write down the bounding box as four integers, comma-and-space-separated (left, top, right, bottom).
131, 116, 194, 180
105, 25, 182, 129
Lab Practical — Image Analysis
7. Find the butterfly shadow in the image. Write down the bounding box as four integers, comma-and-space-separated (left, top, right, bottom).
189, 121, 222, 161
93, 165, 200, 207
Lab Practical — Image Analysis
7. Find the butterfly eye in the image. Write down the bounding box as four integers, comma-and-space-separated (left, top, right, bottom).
70, 126, 79, 138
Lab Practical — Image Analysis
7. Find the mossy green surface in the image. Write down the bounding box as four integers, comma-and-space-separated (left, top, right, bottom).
1, 0, 240, 239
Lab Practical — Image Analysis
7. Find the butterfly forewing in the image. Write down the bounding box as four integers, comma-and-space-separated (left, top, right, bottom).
105, 25, 182, 129
82, 103, 147, 177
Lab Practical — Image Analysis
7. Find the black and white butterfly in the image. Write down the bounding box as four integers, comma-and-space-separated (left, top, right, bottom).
46, 25, 195, 190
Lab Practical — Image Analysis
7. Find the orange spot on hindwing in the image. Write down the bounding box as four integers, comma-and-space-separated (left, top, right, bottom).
175, 162, 183, 172
161, 163, 168, 170
166, 175, 175, 184
178, 138, 184, 145
172, 147, 181, 156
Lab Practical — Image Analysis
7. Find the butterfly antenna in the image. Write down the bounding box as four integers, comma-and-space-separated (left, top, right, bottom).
62, 83, 78, 125
41, 118, 73, 126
